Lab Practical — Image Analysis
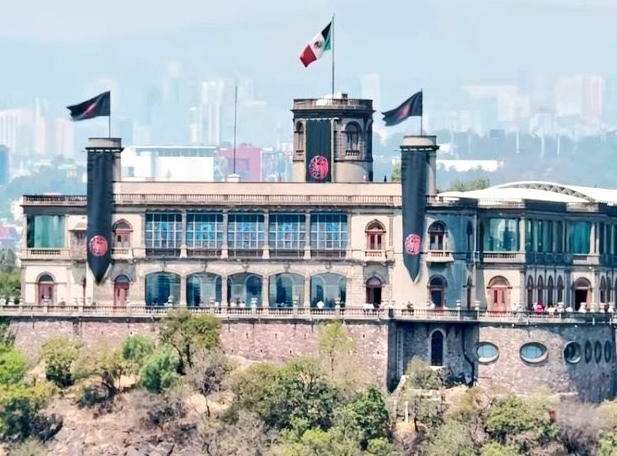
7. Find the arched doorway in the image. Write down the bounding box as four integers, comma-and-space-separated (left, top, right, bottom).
573, 277, 591, 310
227, 273, 263, 306
547, 276, 554, 306
537, 276, 544, 306
526, 276, 534, 310
269, 273, 304, 308
81, 276, 86, 304
145, 272, 181, 306
557, 276, 564, 303
430, 330, 445, 366
487, 276, 510, 312
466, 277, 473, 310
310, 273, 346, 308
37, 274, 55, 305
428, 276, 446, 307
187, 273, 222, 307
365, 276, 382, 306
114, 275, 130, 307
600, 277, 607, 304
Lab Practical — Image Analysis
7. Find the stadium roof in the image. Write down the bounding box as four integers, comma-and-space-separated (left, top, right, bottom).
438, 181, 617, 205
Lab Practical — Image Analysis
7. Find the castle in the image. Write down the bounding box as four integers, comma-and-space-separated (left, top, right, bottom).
12, 95, 617, 401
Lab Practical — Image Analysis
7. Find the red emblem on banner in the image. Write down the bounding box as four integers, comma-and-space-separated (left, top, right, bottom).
404, 234, 421, 255
309, 155, 329, 180
88, 235, 108, 257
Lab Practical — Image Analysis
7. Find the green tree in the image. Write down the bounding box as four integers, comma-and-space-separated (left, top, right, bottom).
391, 163, 401, 182
278, 427, 363, 456
139, 345, 180, 394
447, 176, 490, 192
479, 442, 522, 456
422, 421, 475, 456
159, 309, 221, 373
0, 349, 28, 386
121, 335, 155, 375
318, 321, 356, 382
74, 346, 126, 398
40, 336, 82, 388
404, 357, 441, 390
0, 383, 51, 441
341, 386, 391, 448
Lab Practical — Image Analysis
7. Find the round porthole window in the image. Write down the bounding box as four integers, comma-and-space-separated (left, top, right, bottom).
520, 343, 548, 364
476, 342, 499, 363
584, 341, 592, 363
564, 342, 581, 364
595, 342, 603, 363
605, 341, 613, 363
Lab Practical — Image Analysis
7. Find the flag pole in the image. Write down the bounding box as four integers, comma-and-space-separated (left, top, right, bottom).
420, 89, 423, 136
108, 92, 112, 138
331, 14, 335, 98
233, 83, 238, 175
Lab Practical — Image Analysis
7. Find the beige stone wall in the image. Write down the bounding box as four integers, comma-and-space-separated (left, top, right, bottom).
476, 324, 615, 402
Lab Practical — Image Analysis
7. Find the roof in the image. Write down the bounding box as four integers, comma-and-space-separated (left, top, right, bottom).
438, 181, 617, 205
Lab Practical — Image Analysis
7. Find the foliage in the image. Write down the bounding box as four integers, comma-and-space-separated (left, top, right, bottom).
317, 321, 364, 387
0, 318, 15, 348
404, 357, 441, 390
447, 176, 490, 192
73, 345, 126, 398
0, 349, 28, 386
479, 441, 522, 456
0, 383, 51, 441
421, 421, 475, 456
277, 427, 363, 456
121, 335, 155, 375
391, 163, 401, 182
40, 336, 82, 388
7, 437, 47, 456
159, 310, 221, 373
341, 386, 392, 448
189, 349, 232, 417
139, 345, 180, 394
200, 411, 276, 456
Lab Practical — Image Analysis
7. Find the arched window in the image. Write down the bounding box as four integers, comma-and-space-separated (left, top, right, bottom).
466, 277, 473, 310
145, 272, 181, 306
295, 122, 304, 152
112, 220, 132, 249
430, 330, 445, 366
187, 273, 222, 307
557, 276, 564, 303
114, 275, 130, 307
600, 277, 607, 303
269, 273, 304, 307
227, 273, 263, 306
537, 276, 544, 305
487, 276, 510, 312
573, 277, 591, 311
428, 222, 447, 251
466, 221, 474, 252
428, 276, 446, 307
310, 273, 346, 308
547, 276, 554, 306
344, 122, 361, 151
366, 276, 382, 306
37, 273, 55, 305
81, 276, 86, 304
527, 276, 534, 310
365, 221, 385, 251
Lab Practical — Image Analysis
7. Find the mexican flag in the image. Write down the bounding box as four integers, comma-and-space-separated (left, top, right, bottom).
299, 21, 332, 68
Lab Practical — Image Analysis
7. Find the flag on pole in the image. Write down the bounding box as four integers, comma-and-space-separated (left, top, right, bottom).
299, 21, 332, 68
67, 91, 111, 121
382, 91, 423, 127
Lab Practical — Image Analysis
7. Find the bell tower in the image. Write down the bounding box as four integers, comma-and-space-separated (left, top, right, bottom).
291, 94, 374, 183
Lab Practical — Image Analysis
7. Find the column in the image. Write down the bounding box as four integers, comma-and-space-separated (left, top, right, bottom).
262, 211, 270, 259
262, 276, 270, 308
180, 210, 187, 258
304, 211, 311, 259
519, 218, 526, 254
179, 275, 187, 307
304, 275, 311, 308
591, 222, 597, 255
221, 274, 229, 307
221, 210, 229, 259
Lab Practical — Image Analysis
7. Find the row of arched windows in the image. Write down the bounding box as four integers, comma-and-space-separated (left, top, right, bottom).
295, 122, 362, 152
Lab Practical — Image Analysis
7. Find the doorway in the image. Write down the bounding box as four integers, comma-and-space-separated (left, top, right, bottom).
365, 277, 383, 306
114, 275, 130, 307
573, 278, 591, 310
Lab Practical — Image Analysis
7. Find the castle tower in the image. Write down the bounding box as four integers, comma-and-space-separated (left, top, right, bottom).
291, 94, 374, 183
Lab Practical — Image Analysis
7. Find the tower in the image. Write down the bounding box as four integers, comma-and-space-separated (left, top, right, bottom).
291, 94, 374, 183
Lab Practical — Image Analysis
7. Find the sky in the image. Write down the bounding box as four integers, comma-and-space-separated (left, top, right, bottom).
2, 0, 617, 112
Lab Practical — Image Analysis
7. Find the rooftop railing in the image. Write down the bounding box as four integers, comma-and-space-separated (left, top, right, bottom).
1, 304, 613, 325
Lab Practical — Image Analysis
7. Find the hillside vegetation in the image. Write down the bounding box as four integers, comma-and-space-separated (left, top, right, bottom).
0, 311, 617, 455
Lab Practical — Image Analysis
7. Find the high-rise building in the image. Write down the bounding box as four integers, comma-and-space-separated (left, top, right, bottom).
0, 145, 9, 185
53, 119, 75, 157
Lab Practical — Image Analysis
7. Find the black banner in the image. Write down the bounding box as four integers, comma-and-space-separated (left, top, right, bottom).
305, 119, 332, 182
87, 151, 114, 283
401, 150, 427, 282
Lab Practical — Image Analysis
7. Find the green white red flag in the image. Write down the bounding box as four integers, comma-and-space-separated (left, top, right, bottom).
299, 21, 332, 68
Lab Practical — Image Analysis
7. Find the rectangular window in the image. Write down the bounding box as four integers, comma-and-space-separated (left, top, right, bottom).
145, 212, 182, 254
554, 221, 563, 253
310, 213, 348, 256
483, 218, 519, 252
26, 215, 65, 248
228, 213, 265, 254
569, 221, 591, 255
186, 212, 224, 251
269, 213, 306, 251
525, 219, 533, 252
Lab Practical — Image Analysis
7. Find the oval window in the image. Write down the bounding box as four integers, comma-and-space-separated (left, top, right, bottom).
605, 341, 613, 363
520, 343, 548, 364
584, 341, 592, 363
595, 341, 603, 363
476, 342, 499, 363
564, 342, 581, 364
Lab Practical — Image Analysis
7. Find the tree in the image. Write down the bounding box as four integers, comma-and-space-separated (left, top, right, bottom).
447, 176, 490, 192
404, 357, 441, 390
189, 349, 232, 417
0, 383, 51, 441
139, 345, 180, 394
317, 321, 356, 382
340, 386, 392, 448
391, 164, 401, 182
159, 310, 221, 374
121, 335, 155, 375
74, 346, 126, 398
0, 349, 28, 386
40, 337, 82, 388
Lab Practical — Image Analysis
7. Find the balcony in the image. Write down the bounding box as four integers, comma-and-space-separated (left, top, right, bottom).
293, 98, 373, 110
426, 250, 454, 263
481, 252, 524, 263
227, 249, 263, 259
186, 248, 222, 259
269, 249, 305, 259
21, 248, 70, 260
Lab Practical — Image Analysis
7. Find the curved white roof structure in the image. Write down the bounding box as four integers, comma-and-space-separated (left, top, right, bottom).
438, 181, 617, 205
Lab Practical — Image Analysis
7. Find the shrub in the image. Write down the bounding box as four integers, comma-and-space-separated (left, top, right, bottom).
40, 337, 81, 388
121, 335, 155, 375
139, 345, 180, 394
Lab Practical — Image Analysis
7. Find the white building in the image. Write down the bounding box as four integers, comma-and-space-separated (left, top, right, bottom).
121, 146, 216, 182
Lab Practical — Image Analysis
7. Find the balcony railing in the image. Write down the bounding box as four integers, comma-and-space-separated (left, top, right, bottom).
21, 249, 70, 259
1, 304, 613, 325
426, 250, 454, 263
